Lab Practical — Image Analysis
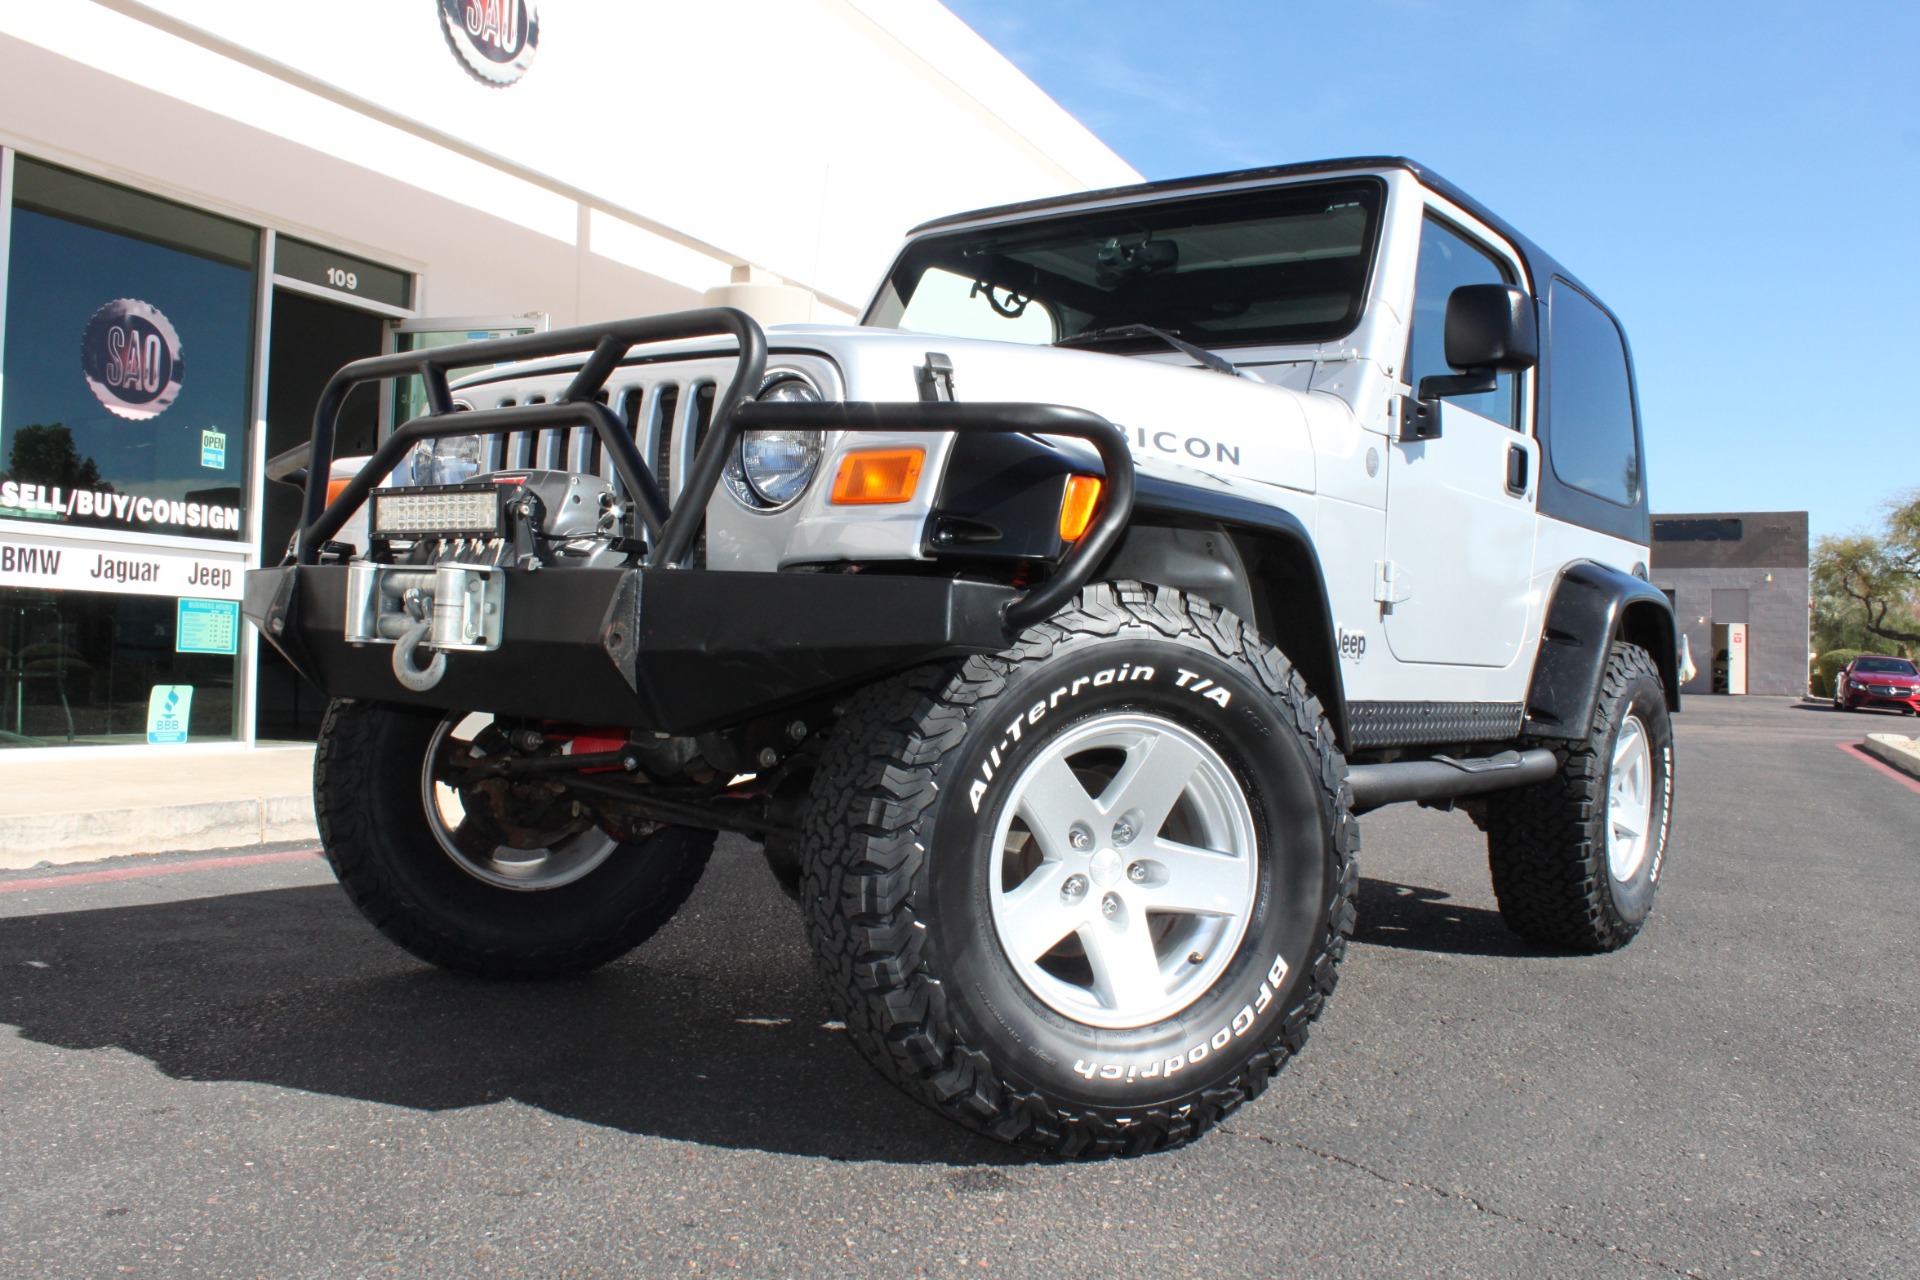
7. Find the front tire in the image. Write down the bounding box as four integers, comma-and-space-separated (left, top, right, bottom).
799, 584, 1357, 1156
1485, 642, 1674, 952
315, 700, 714, 978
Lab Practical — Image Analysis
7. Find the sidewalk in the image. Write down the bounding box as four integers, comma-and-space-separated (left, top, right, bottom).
0, 747, 316, 871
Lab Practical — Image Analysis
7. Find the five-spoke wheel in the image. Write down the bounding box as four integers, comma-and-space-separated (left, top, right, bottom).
989, 713, 1257, 1028
799, 584, 1357, 1155
1604, 713, 1654, 883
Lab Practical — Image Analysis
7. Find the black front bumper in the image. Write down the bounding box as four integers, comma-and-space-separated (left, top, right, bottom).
245, 565, 1015, 733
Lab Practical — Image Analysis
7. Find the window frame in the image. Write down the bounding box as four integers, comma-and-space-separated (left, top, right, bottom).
1402, 207, 1530, 432
865, 176, 1390, 352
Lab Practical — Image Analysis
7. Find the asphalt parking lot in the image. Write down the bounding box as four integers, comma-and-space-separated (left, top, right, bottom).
1, 696, 1915, 1279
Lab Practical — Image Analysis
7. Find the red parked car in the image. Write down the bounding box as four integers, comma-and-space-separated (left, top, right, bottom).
1834, 655, 1920, 714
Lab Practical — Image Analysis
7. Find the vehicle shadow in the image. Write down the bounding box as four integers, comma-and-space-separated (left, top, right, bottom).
0, 853, 1030, 1167
1352, 877, 1536, 958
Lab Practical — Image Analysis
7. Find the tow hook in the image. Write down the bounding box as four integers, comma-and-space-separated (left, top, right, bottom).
392, 618, 447, 691
344, 561, 506, 693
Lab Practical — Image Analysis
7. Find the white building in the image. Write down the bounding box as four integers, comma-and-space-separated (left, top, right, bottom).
0, 0, 1135, 752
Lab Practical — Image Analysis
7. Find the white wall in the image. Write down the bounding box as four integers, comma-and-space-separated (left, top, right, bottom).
0, 0, 1138, 319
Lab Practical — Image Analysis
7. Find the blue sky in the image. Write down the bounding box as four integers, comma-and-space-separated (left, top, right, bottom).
945, 0, 1919, 543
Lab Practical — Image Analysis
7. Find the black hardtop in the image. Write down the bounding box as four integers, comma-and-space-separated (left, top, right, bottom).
909, 155, 1600, 318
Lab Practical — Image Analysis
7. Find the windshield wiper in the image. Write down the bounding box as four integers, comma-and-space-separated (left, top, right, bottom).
1055, 324, 1243, 378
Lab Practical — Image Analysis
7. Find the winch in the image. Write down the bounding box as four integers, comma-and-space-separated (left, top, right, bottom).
340, 468, 629, 689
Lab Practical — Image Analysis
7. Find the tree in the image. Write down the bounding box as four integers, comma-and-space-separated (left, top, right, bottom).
5, 422, 107, 492
1813, 489, 1920, 657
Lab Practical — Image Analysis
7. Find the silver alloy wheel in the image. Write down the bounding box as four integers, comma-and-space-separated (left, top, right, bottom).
1605, 714, 1655, 882
421, 712, 619, 892
987, 712, 1259, 1030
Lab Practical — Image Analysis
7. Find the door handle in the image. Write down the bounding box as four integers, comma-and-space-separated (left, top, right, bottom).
1505, 444, 1530, 496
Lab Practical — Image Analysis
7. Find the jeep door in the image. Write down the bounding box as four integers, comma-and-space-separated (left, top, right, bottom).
1381, 213, 1539, 669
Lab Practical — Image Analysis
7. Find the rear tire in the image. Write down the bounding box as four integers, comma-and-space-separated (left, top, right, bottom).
1485, 643, 1673, 952
799, 583, 1357, 1156
315, 700, 713, 978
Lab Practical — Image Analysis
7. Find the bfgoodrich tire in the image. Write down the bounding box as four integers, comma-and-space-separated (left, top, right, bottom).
1485, 642, 1674, 952
315, 700, 713, 978
800, 583, 1358, 1157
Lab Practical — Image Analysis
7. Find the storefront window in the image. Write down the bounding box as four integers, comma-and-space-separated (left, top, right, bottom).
0, 586, 237, 747
1, 158, 256, 541
0, 158, 257, 747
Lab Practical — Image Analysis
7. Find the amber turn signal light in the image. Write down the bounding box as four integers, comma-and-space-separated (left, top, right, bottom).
1058, 474, 1103, 542
831, 448, 925, 505
326, 476, 352, 507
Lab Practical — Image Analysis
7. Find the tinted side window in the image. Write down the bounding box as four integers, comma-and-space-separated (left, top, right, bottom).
1546, 280, 1639, 505
1407, 217, 1516, 428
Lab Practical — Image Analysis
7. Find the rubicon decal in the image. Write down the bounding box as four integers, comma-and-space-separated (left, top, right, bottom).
441, 0, 540, 86
81, 299, 183, 421
1119, 423, 1242, 468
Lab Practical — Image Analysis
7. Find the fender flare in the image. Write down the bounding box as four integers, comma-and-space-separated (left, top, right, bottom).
1525, 560, 1681, 740
1119, 475, 1349, 750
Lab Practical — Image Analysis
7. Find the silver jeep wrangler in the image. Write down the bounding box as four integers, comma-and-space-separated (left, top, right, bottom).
250, 155, 1680, 1156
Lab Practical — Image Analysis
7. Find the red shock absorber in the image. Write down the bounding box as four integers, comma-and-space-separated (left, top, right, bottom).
542, 724, 632, 773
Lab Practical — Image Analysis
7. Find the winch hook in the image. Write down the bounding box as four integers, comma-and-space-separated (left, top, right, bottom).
392, 618, 447, 691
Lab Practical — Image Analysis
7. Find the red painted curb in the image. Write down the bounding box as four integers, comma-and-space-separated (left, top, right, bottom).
0, 848, 321, 895
1835, 741, 1920, 796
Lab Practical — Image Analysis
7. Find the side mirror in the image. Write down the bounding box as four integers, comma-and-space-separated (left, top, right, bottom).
1418, 283, 1537, 400
1400, 284, 1537, 441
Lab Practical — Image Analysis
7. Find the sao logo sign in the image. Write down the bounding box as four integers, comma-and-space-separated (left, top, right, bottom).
81, 299, 184, 421
440, 0, 540, 87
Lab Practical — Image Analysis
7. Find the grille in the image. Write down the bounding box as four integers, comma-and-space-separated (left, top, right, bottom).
475, 376, 719, 502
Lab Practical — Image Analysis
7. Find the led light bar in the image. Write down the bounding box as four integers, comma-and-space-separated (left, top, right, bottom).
370, 483, 504, 538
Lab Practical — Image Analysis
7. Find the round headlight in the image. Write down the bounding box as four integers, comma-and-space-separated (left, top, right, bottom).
727, 374, 823, 509
738, 428, 822, 507
757, 374, 823, 407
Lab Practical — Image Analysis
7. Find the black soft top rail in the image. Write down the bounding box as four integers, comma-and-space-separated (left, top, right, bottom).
285, 307, 1133, 633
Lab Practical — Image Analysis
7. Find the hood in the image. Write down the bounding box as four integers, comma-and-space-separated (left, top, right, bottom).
447, 322, 1343, 497
767, 325, 1326, 496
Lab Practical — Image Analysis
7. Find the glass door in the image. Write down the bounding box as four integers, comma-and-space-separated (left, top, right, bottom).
389, 315, 546, 429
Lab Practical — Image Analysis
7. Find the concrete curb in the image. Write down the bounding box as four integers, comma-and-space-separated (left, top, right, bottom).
0, 795, 318, 872
1861, 734, 1920, 782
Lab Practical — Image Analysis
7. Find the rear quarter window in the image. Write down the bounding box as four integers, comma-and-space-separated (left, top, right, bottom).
1546, 280, 1640, 505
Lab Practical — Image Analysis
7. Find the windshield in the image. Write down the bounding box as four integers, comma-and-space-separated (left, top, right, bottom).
868, 179, 1384, 350
1854, 657, 1918, 675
